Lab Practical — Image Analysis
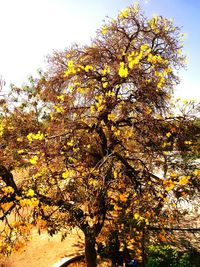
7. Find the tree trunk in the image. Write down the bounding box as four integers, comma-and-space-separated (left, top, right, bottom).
141, 228, 146, 267
85, 233, 97, 267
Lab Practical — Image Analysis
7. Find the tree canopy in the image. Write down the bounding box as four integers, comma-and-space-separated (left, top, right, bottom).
0, 3, 199, 267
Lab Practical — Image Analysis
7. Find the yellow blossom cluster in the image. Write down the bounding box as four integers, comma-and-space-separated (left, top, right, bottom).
26, 189, 35, 197
111, 125, 120, 137
77, 87, 88, 94
64, 60, 76, 77
147, 53, 162, 64
108, 113, 117, 121
155, 71, 166, 89
19, 197, 39, 207
57, 95, 65, 101
53, 105, 64, 113
119, 7, 130, 19
179, 176, 190, 185
105, 90, 115, 97
64, 61, 94, 77
1, 201, 14, 212
101, 25, 108, 35
127, 44, 151, 69
193, 169, 200, 176
0, 120, 4, 137
95, 95, 106, 112
17, 149, 25, 154
148, 16, 159, 31
118, 42, 171, 86
166, 132, 171, 138
88, 178, 99, 188
62, 169, 75, 179
118, 62, 128, 78
10, 221, 32, 238
134, 212, 149, 225
184, 140, 192, 145
118, 3, 139, 19
29, 155, 39, 165
2, 186, 15, 195
90, 105, 95, 114
101, 77, 108, 88
84, 65, 93, 72
67, 139, 74, 147
27, 131, 44, 142
163, 179, 176, 191
101, 65, 110, 75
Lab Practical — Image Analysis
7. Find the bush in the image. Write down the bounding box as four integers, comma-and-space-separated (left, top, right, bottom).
146, 245, 194, 267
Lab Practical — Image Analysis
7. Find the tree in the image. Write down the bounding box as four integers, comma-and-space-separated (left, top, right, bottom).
0, 3, 199, 267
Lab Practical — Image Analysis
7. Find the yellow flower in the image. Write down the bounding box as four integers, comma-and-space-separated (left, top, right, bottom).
2, 186, 15, 195
26, 189, 35, 197
105, 90, 115, 97
179, 176, 190, 185
90, 105, 95, 114
53, 105, 64, 113
62, 169, 75, 179
0, 120, 4, 137
64, 60, 76, 77
85, 65, 93, 72
102, 81, 108, 88
88, 178, 98, 187
193, 169, 200, 176
184, 140, 192, 145
1, 202, 14, 211
27, 131, 44, 142
29, 156, 38, 165
18, 149, 25, 154
108, 113, 116, 121
77, 87, 86, 94
67, 139, 74, 146
57, 95, 65, 101
134, 213, 140, 220
164, 180, 176, 191
119, 193, 127, 202
118, 62, 128, 78
119, 8, 130, 19
166, 132, 171, 138
101, 26, 108, 35
101, 65, 110, 75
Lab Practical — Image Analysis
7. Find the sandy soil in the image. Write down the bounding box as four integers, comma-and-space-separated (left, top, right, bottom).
0, 228, 84, 267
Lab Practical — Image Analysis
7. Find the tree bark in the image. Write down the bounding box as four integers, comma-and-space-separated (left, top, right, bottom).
85, 233, 97, 267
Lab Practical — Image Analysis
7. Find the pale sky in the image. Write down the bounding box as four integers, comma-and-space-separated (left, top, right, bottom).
0, 0, 199, 100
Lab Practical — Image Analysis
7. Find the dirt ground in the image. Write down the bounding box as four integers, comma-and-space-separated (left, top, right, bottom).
0, 228, 84, 267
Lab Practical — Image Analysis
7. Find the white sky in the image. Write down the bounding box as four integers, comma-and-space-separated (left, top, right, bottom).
0, 0, 199, 100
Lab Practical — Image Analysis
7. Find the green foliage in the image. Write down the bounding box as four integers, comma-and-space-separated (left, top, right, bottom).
146, 245, 194, 267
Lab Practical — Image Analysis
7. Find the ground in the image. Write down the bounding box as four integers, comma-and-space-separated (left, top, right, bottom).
0, 228, 84, 267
